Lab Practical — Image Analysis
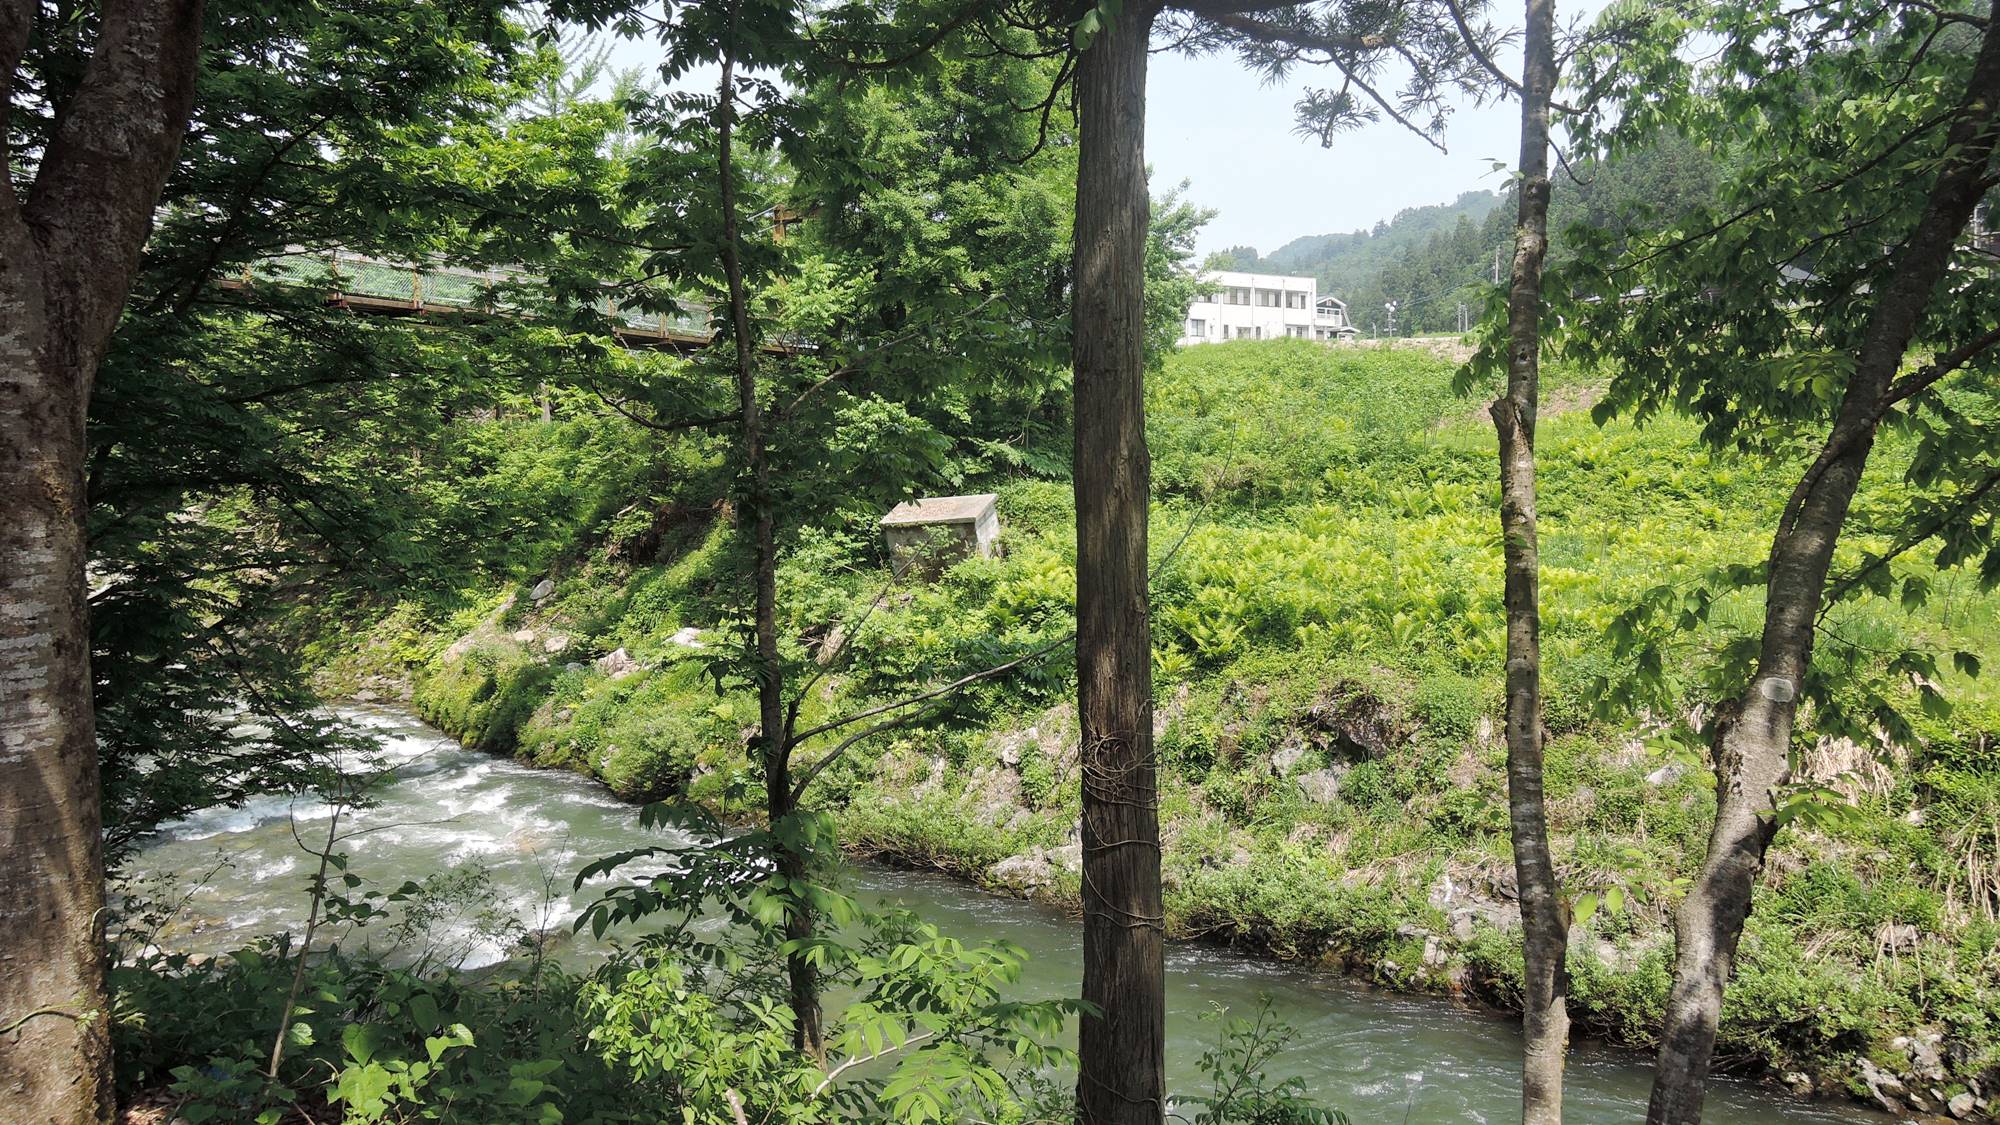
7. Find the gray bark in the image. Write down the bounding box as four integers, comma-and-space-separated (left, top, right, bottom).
712, 29, 823, 1061
1072, 7, 1166, 1124
1647, 15, 2000, 1123
1490, 0, 1566, 1120
1, 2, 205, 1120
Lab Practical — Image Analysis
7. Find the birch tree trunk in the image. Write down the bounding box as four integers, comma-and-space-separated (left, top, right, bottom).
1490, 1, 1567, 1121
1071, 7, 1165, 1122
0, 3, 205, 1120
1647, 16, 2000, 1122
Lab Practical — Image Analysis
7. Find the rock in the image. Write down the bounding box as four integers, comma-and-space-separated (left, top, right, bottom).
1856, 1056, 1908, 1113
1780, 1072, 1813, 1096
511, 628, 536, 644
998, 740, 1023, 769
1905, 1032, 1948, 1083
1295, 767, 1346, 804
1448, 900, 1519, 941
1645, 763, 1684, 786
531, 578, 555, 602
1422, 935, 1447, 967
964, 765, 1023, 825
989, 852, 1054, 893
1949, 1092, 1976, 1119
543, 635, 570, 654
668, 626, 705, 649
564, 662, 584, 673
1050, 842, 1083, 872
594, 647, 642, 680
443, 635, 476, 661
1475, 715, 1494, 746
1905, 807, 1927, 826
1270, 738, 1308, 775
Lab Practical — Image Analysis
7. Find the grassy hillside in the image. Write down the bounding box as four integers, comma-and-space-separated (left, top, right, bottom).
321, 340, 2000, 1116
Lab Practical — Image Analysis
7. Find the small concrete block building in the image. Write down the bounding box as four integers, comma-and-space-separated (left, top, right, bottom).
881, 493, 1000, 575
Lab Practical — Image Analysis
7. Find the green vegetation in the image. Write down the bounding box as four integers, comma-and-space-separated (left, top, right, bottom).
317, 340, 2000, 1105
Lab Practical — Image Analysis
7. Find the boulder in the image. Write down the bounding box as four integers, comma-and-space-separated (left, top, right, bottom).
595, 647, 642, 680
543, 635, 570, 654
668, 626, 705, 649
1270, 737, 1308, 776
1856, 1056, 1908, 1113
1295, 767, 1346, 804
511, 628, 536, 644
530, 578, 555, 602
1645, 763, 1684, 786
988, 844, 1079, 895
1448, 899, 1519, 941
1949, 1092, 1976, 1119
989, 852, 1054, 893
1049, 842, 1083, 873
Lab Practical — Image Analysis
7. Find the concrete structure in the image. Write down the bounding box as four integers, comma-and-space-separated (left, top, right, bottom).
1177, 270, 1358, 346
881, 493, 1000, 575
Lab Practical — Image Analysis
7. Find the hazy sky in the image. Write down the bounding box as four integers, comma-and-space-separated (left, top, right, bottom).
1147, 51, 1520, 257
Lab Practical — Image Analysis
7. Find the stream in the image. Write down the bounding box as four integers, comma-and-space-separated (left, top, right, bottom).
126, 706, 1884, 1123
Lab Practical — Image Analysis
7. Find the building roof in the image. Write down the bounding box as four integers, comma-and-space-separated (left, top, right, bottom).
1195, 270, 1318, 290
880, 493, 999, 527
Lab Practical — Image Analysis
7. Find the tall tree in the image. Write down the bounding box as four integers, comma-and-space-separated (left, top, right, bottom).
1070, 8, 1165, 1122
0, 1, 206, 1119
1564, 3, 2000, 1119
1479, 0, 1567, 1117
1060, 2, 1489, 1117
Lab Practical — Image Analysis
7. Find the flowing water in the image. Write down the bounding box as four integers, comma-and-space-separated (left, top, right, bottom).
127, 706, 1882, 1124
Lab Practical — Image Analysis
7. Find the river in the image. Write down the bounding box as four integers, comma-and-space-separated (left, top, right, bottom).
126, 706, 1881, 1124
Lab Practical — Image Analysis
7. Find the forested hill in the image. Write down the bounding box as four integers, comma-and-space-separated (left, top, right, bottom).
1218, 136, 1721, 336
1216, 189, 1505, 295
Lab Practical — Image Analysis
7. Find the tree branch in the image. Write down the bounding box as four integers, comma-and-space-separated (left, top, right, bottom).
784, 631, 1074, 750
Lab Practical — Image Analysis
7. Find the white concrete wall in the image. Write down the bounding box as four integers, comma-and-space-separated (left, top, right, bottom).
1177, 271, 1351, 346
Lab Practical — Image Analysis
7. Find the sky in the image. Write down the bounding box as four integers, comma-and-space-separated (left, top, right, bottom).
1146, 51, 1520, 257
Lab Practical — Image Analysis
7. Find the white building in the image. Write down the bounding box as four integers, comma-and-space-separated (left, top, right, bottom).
1177, 270, 1358, 346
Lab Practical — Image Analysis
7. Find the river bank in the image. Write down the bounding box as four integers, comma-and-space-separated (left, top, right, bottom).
128, 704, 1886, 1124
332, 631, 1961, 1121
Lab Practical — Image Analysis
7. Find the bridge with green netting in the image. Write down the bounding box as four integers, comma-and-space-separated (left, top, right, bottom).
228, 249, 723, 351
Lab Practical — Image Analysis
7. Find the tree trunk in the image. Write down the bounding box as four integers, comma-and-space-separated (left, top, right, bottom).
1, 3, 205, 1120
1071, 8, 1164, 1124
712, 27, 823, 1060
1647, 17, 2000, 1123
1490, 0, 1565, 1120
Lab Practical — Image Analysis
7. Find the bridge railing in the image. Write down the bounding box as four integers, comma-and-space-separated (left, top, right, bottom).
251, 249, 717, 340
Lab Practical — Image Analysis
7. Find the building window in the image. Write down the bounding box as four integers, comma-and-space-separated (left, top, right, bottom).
1187, 318, 1205, 337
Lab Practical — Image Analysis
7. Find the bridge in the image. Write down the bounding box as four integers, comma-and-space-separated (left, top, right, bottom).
227, 249, 729, 351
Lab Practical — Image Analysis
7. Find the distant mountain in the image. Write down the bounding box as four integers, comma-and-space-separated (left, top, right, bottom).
1215, 190, 1506, 300
1210, 136, 1721, 336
